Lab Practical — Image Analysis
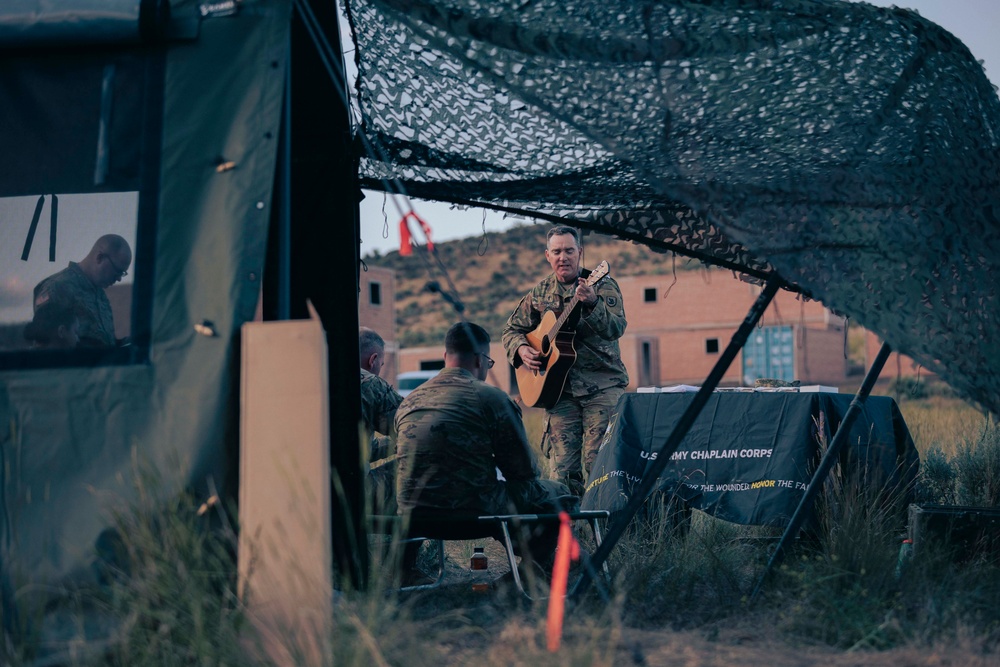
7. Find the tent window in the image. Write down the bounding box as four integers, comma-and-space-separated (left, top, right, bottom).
0, 193, 138, 351
0, 48, 163, 370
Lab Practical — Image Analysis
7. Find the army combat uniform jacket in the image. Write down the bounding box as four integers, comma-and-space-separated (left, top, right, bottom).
502, 269, 629, 397
394, 367, 562, 514
360, 368, 403, 462
33, 262, 116, 348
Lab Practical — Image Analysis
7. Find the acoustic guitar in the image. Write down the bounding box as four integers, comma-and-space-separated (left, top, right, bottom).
515, 261, 610, 409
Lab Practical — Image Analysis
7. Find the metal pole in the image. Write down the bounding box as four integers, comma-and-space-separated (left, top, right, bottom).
571, 280, 781, 599
749, 341, 893, 602
277, 40, 292, 321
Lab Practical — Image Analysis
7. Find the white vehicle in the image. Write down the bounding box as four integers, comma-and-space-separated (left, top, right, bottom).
397, 370, 440, 397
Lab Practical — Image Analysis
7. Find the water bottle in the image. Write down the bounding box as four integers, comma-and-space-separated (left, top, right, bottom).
470, 546, 488, 570
470, 546, 489, 592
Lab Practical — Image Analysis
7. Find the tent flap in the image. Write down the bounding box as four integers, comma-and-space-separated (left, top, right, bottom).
0, 0, 171, 46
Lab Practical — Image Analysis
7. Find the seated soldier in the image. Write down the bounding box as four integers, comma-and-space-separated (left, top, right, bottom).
359, 326, 403, 514
394, 321, 574, 574
33, 234, 132, 348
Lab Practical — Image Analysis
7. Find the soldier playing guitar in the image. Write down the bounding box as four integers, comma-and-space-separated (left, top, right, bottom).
502, 226, 629, 497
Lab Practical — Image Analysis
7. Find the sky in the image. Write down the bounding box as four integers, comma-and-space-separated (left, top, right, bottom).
353, 0, 1000, 256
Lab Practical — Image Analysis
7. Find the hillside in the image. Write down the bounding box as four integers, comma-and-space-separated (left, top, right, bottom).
362, 222, 706, 347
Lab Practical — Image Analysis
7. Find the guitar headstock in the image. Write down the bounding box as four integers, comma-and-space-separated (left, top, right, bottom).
586, 260, 610, 287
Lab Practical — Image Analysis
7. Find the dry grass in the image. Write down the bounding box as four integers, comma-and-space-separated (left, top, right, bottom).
894, 395, 989, 457
7, 395, 1000, 665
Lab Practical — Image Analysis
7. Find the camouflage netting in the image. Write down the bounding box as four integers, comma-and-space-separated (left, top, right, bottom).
345, 0, 1000, 414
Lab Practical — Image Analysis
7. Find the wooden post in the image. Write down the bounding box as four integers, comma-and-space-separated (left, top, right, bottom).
238, 305, 333, 665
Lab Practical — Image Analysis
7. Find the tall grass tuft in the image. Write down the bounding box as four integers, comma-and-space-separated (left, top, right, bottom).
770, 470, 907, 650
609, 492, 760, 628
953, 422, 1000, 507
87, 469, 260, 666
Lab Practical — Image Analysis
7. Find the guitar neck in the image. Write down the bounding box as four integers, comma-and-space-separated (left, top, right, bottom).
551, 293, 582, 334
548, 261, 609, 337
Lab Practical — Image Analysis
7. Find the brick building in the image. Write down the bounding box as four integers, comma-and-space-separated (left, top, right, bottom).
615, 271, 849, 388
864, 329, 937, 382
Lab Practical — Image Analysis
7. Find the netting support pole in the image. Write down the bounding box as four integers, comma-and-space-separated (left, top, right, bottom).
749, 340, 893, 602
571, 280, 780, 600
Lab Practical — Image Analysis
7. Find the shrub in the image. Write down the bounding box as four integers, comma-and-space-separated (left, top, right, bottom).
916, 447, 958, 505
611, 497, 758, 628
953, 421, 1000, 507
888, 377, 955, 402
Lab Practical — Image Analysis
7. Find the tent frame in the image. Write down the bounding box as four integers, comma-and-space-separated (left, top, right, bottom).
571, 280, 780, 598
749, 341, 893, 601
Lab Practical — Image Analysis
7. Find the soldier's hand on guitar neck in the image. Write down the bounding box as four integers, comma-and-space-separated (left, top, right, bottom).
517, 344, 543, 372
576, 278, 598, 307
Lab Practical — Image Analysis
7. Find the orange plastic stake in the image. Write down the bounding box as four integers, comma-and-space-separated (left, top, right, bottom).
546, 511, 579, 652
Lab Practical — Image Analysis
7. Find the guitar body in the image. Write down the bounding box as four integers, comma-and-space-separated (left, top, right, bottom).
515, 310, 578, 409
513, 260, 610, 409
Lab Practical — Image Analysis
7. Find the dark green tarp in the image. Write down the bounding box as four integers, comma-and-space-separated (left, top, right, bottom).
1, 0, 291, 640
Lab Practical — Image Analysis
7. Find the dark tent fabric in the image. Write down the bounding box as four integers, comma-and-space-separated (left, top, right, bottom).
0, 2, 291, 649
346, 0, 1000, 415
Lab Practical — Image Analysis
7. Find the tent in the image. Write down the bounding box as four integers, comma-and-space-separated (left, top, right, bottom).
0, 1, 367, 649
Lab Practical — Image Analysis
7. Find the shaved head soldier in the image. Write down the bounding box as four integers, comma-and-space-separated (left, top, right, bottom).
33, 234, 132, 348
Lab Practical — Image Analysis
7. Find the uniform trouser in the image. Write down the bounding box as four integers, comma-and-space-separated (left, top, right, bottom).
542, 387, 624, 496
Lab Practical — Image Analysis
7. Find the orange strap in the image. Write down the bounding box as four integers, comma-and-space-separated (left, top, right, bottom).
398, 211, 434, 256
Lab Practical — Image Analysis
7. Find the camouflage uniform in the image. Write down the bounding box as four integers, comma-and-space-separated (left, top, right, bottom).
394, 367, 573, 567
360, 368, 403, 514
33, 262, 116, 348
394, 367, 571, 515
502, 269, 629, 495
360, 368, 403, 461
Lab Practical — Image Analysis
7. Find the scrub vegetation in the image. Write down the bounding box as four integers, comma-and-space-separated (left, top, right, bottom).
4, 395, 999, 665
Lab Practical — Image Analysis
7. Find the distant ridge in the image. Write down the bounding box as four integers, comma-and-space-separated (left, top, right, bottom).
363, 222, 706, 347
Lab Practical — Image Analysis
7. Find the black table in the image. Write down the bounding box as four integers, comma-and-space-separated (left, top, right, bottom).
580, 391, 918, 527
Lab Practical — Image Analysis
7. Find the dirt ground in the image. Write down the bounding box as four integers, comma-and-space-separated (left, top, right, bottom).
396, 541, 994, 667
